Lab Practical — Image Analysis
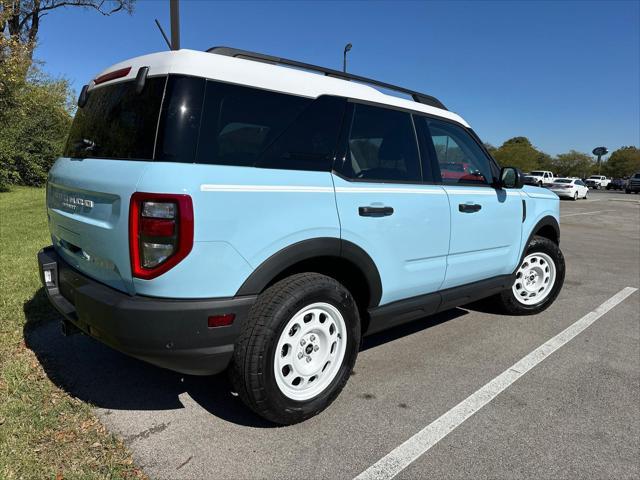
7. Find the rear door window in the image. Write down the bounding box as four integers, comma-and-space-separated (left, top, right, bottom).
65, 77, 166, 160
335, 103, 422, 182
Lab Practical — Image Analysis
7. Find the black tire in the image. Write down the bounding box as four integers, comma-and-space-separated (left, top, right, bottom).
494, 236, 565, 315
538, 181, 543, 187
625, 189, 630, 194
229, 273, 360, 425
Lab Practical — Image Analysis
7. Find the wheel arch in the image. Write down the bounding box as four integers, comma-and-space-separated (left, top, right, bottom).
519, 215, 560, 268
235, 238, 383, 312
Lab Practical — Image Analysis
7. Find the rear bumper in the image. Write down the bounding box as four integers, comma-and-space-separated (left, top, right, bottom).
549, 190, 574, 198
37, 246, 256, 375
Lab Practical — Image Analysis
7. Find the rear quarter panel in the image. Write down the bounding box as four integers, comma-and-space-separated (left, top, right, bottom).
134, 163, 340, 298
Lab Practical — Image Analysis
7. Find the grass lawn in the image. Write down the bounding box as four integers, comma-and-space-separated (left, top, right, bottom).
0, 186, 144, 479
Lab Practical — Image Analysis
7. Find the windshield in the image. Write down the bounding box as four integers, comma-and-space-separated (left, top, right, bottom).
634, 173, 640, 178
529, 171, 544, 176
65, 77, 167, 160
554, 179, 572, 183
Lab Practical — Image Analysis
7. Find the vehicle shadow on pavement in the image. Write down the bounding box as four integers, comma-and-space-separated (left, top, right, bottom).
23, 288, 274, 428
24, 287, 468, 428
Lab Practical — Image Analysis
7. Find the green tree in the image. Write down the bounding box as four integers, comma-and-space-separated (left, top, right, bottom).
492, 137, 551, 172
0, 1, 134, 190
552, 150, 594, 178
483, 142, 497, 155
0, 57, 73, 190
602, 146, 640, 178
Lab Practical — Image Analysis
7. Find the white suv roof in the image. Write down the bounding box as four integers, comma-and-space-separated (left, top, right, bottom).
91, 49, 470, 127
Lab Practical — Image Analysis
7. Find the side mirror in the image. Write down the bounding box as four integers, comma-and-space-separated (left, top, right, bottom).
499, 166, 524, 189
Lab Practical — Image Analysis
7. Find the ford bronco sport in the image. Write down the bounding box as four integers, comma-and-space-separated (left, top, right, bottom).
38, 47, 565, 424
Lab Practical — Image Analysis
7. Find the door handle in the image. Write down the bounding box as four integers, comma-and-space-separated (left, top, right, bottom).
359, 206, 394, 217
458, 203, 482, 213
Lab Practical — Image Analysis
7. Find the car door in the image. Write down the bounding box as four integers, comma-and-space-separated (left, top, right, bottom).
417, 117, 523, 289
332, 102, 450, 306
576, 179, 587, 196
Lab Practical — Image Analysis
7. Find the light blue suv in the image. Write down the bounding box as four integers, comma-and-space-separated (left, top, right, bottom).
38, 47, 565, 424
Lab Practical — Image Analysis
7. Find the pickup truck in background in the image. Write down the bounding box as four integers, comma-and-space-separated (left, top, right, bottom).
524, 171, 555, 187
626, 172, 640, 194
585, 175, 611, 189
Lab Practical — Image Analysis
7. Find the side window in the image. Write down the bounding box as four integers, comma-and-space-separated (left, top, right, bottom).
256, 96, 346, 171
196, 81, 311, 167
336, 103, 421, 182
425, 118, 494, 185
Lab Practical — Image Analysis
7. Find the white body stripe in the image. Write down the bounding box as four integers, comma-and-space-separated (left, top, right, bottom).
200, 184, 524, 196
200, 184, 333, 193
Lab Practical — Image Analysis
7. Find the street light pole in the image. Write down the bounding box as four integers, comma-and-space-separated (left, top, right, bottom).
343, 43, 352, 73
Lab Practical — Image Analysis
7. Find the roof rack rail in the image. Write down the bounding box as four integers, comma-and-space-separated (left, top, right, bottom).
206, 46, 447, 111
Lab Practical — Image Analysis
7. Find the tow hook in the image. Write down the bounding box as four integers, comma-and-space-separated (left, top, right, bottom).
60, 320, 81, 336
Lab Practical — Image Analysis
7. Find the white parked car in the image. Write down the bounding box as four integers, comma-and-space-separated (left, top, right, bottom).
549, 178, 589, 200
585, 175, 610, 189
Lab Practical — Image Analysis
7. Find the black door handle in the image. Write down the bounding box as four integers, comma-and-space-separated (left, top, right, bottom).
458, 203, 482, 213
359, 206, 394, 217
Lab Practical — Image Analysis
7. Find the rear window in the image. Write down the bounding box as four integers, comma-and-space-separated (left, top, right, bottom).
555, 179, 572, 183
65, 77, 166, 160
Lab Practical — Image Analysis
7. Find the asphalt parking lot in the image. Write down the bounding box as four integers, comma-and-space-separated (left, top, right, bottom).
28, 189, 640, 480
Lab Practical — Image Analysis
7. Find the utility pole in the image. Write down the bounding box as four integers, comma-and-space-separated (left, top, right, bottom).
170, 0, 180, 50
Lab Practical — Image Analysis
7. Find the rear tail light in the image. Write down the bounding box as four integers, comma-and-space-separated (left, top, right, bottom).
129, 192, 194, 279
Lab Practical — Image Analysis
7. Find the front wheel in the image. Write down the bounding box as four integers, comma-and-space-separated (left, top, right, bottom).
584, 190, 589, 199
229, 273, 360, 425
572, 191, 578, 201
494, 236, 565, 315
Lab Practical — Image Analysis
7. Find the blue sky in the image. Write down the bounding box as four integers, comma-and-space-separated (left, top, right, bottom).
35, 0, 639, 157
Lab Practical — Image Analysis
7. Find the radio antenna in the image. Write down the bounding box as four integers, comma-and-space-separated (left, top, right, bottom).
154, 19, 171, 50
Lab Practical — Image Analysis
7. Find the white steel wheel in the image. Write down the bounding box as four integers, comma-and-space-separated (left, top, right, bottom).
274, 302, 347, 401
512, 252, 557, 305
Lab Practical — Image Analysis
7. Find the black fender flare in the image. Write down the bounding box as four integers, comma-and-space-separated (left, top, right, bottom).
518, 216, 560, 265
235, 238, 383, 307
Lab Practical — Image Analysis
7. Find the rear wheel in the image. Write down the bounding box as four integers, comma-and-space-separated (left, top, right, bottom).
494, 236, 565, 315
230, 273, 360, 425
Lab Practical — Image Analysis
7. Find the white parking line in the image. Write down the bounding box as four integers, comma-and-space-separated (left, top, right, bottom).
561, 210, 612, 217
354, 287, 638, 480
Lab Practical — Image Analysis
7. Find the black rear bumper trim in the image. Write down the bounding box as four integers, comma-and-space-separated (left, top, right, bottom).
37, 246, 256, 375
